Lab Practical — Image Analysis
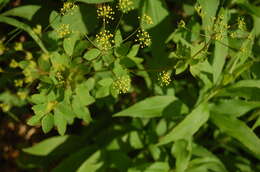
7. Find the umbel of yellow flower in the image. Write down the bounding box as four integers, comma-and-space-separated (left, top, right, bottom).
57, 24, 71, 38
118, 0, 134, 13
135, 29, 151, 48
97, 4, 115, 23
158, 71, 171, 86
237, 17, 246, 31
113, 76, 131, 94
96, 30, 114, 51
60, 2, 78, 16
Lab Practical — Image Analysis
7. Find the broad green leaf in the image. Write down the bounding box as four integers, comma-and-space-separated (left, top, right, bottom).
83, 48, 101, 61
159, 103, 209, 145
22, 135, 69, 156
41, 113, 54, 133
128, 162, 170, 172
213, 9, 228, 83
54, 102, 76, 124
75, 83, 95, 106
210, 99, 260, 117
141, 0, 169, 30
54, 112, 67, 136
172, 139, 192, 172
72, 97, 92, 123
64, 33, 79, 56
129, 131, 143, 149
211, 112, 260, 159
77, 151, 103, 172
2, 5, 41, 20
114, 96, 177, 118
229, 80, 260, 89
0, 15, 47, 53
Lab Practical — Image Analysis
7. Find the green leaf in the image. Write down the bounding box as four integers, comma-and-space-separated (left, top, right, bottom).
54, 111, 67, 136
129, 131, 143, 149
64, 33, 79, 56
41, 113, 54, 134
0, 15, 48, 53
77, 151, 103, 172
54, 102, 76, 124
128, 162, 170, 172
2, 5, 41, 20
114, 96, 177, 118
211, 112, 260, 159
75, 83, 95, 106
72, 97, 92, 123
22, 135, 69, 156
76, 0, 113, 4
210, 99, 260, 118
141, 0, 169, 30
159, 103, 209, 145
83, 48, 101, 61
172, 139, 192, 172
213, 9, 228, 83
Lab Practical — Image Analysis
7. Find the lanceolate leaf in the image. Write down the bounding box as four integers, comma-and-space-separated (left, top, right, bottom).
211, 112, 260, 159
159, 103, 209, 145
2, 5, 41, 20
23, 136, 69, 156
113, 96, 177, 118
0, 15, 48, 53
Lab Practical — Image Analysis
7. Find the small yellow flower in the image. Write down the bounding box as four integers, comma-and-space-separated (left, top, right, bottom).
97, 4, 115, 23
229, 32, 237, 39
96, 30, 114, 51
60, 2, 78, 16
14, 42, 23, 51
0, 103, 11, 112
17, 91, 28, 100
14, 79, 24, 87
139, 14, 153, 26
33, 25, 42, 35
237, 17, 246, 31
46, 101, 58, 112
0, 67, 3, 73
57, 24, 71, 38
195, 4, 205, 17
25, 51, 33, 60
158, 71, 171, 86
113, 76, 131, 94
135, 29, 151, 48
118, 0, 134, 13
178, 20, 186, 28
9, 59, 19, 68
0, 42, 5, 55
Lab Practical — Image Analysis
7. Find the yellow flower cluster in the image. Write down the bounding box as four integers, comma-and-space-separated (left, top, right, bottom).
211, 15, 230, 41
139, 14, 153, 25
97, 4, 115, 23
96, 30, 114, 51
178, 20, 186, 28
14, 79, 23, 87
60, 2, 78, 16
0, 103, 11, 112
135, 29, 151, 48
56, 71, 65, 85
195, 4, 205, 17
0, 42, 5, 55
57, 24, 71, 38
14, 42, 23, 51
118, 0, 134, 13
113, 76, 131, 94
9, 59, 19, 68
237, 17, 246, 31
17, 91, 28, 100
23, 61, 37, 83
33, 25, 42, 35
158, 71, 171, 86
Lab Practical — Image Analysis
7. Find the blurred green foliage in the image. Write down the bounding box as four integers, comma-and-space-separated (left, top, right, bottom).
0, 0, 260, 171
